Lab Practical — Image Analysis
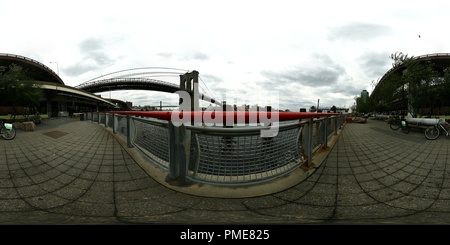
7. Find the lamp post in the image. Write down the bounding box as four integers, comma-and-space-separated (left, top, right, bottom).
50, 61, 59, 75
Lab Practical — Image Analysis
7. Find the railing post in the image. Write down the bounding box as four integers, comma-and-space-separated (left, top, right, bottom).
301, 118, 314, 169
167, 121, 190, 185
112, 113, 116, 134
105, 113, 108, 128
126, 114, 133, 147
334, 116, 339, 135
168, 121, 179, 180
322, 117, 328, 148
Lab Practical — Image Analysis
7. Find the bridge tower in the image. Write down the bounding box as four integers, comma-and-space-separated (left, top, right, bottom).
179, 70, 200, 111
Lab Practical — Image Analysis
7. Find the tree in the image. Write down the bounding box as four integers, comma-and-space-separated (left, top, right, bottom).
440, 68, 450, 107
372, 71, 405, 112
402, 59, 439, 117
389, 51, 410, 68
370, 52, 441, 117
355, 96, 370, 114
330, 105, 337, 113
0, 64, 42, 121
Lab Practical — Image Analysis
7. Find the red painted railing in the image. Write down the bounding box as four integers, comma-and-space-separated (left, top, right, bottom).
106, 111, 340, 123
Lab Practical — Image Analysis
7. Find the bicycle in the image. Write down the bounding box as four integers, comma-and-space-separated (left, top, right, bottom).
388, 115, 409, 134
424, 118, 450, 140
1, 120, 16, 140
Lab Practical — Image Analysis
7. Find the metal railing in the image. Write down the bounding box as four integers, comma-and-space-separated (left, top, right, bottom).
85, 111, 346, 186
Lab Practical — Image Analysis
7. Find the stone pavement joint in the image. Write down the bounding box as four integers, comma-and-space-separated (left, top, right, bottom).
0, 117, 448, 224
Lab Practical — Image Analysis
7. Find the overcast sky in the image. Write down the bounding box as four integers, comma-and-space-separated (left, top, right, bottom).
2, 0, 449, 111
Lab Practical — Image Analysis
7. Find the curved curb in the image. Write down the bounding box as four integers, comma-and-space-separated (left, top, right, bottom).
106, 124, 345, 198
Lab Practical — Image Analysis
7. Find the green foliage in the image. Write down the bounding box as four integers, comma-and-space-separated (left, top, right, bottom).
368, 52, 447, 117
0, 63, 43, 109
403, 60, 440, 117
389, 51, 412, 68
367, 71, 404, 113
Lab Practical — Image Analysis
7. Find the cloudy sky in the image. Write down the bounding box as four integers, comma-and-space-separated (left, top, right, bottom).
2, 0, 449, 111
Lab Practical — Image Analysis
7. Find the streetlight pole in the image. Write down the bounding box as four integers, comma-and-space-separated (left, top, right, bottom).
50, 61, 59, 75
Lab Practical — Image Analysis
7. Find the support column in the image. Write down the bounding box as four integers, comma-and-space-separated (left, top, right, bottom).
179, 70, 200, 113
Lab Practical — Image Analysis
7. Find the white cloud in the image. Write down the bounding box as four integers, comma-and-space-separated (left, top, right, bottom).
2, 0, 450, 111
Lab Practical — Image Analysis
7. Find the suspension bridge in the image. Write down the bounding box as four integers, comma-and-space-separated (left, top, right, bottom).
74, 67, 221, 108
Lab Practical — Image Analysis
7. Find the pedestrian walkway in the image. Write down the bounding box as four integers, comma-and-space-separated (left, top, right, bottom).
0, 117, 449, 225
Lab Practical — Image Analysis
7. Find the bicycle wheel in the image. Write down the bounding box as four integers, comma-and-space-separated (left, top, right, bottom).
401, 126, 410, 134
400, 120, 409, 134
390, 121, 400, 130
1, 127, 16, 140
424, 125, 439, 140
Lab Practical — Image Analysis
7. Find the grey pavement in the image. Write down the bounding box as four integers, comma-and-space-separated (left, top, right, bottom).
1, 116, 450, 225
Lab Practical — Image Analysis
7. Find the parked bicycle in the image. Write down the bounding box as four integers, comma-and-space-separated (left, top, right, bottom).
388, 115, 409, 134
1, 120, 16, 140
424, 118, 450, 140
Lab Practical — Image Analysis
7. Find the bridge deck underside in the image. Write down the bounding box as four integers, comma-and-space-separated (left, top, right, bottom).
81, 83, 179, 94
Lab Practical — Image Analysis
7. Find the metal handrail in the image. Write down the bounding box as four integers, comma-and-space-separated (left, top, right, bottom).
87, 111, 346, 187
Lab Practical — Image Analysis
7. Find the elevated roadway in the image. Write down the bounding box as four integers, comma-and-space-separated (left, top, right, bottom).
75, 67, 220, 105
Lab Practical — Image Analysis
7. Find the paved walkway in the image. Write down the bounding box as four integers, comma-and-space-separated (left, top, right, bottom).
1, 117, 449, 225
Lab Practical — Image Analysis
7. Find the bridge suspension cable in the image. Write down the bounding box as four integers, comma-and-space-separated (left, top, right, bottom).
198, 75, 216, 102
82, 67, 188, 83
76, 67, 189, 89
74, 67, 220, 106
